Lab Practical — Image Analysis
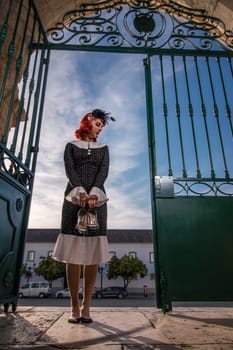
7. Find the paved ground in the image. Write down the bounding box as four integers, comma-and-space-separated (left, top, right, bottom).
0, 305, 233, 349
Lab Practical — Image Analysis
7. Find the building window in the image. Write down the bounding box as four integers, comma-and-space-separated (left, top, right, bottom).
149, 252, 154, 263
129, 251, 136, 259
109, 251, 116, 258
27, 250, 35, 262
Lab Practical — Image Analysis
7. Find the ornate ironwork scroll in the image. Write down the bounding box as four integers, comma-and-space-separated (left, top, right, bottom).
154, 176, 233, 197
174, 179, 233, 197
0, 145, 32, 190
46, 0, 233, 52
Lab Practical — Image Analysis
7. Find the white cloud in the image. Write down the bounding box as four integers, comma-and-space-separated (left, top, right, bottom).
29, 51, 152, 229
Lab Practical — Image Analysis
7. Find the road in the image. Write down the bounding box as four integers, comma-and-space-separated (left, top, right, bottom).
18, 293, 157, 308
17, 296, 233, 309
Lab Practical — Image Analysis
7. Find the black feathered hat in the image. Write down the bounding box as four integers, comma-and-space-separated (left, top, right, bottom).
91, 109, 116, 123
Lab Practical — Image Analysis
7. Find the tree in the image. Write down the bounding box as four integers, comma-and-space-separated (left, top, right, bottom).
107, 255, 148, 288
34, 255, 65, 283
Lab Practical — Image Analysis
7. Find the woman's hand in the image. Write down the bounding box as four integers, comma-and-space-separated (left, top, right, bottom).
87, 195, 98, 208
78, 192, 88, 207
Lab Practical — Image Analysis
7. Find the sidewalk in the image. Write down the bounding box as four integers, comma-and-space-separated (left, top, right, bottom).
1, 305, 233, 349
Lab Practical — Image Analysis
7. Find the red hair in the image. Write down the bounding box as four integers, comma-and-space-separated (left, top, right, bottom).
75, 113, 105, 141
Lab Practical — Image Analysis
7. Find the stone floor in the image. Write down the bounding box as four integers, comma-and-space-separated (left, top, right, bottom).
0, 306, 233, 349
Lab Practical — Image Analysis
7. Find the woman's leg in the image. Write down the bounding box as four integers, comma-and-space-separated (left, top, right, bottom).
82, 264, 98, 319
66, 263, 81, 319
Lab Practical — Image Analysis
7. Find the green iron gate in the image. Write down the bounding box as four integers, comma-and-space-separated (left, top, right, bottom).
45, 0, 233, 312
0, 0, 49, 311
1, 0, 233, 312
144, 53, 233, 312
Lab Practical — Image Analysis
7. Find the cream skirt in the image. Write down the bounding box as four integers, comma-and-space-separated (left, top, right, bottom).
52, 233, 110, 265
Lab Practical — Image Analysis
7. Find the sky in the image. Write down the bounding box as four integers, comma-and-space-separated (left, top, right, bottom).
24, 46, 233, 229
28, 51, 153, 229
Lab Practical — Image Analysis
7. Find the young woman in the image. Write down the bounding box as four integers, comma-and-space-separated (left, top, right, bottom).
53, 109, 115, 323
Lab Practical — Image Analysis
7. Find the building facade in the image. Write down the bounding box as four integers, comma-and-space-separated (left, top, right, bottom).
21, 229, 155, 294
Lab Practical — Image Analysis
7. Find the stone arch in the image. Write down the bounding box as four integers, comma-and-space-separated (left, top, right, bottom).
34, 0, 233, 32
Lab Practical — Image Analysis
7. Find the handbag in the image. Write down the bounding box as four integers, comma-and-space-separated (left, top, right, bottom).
75, 207, 99, 232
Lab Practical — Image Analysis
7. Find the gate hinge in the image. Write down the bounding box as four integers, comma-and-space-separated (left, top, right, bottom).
154, 176, 174, 198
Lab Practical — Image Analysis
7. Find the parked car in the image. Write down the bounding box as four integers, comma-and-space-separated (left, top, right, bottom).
55, 288, 70, 298
18, 282, 52, 298
55, 287, 83, 298
94, 286, 128, 299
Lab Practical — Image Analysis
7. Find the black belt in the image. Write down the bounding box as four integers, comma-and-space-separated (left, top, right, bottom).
73, 228, 105, 237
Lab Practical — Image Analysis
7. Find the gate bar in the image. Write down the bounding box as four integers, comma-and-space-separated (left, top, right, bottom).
228, 57, 233, 78
171, 56, 187, 178
19, 24, 41, 163
217, 57, 233, 139
31, 49, 50, 177
194, 56, 215, 179
33, 42, 233, 58
206, 57, 230, 179
183, 56, 201, 178
11, 9, 36, 157
159, 55, 173, 177
144, 54, 164, 308
25, 32, 46, 168
6, 2, 32, 152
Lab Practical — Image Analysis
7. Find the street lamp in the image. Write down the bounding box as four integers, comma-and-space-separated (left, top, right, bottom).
23, 263, 36, 282
98, 263, 107, 291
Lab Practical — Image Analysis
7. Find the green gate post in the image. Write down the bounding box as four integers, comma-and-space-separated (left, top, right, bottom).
143, 55, 172, 312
